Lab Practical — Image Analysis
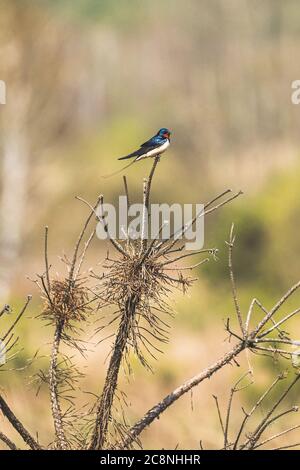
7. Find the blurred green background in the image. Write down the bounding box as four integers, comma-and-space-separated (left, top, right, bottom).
1, 0, 300, 450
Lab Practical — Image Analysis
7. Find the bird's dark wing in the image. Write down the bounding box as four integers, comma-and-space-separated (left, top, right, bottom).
118, 148, 143, 161
140, 135, 161, 148
118, 140, 161, 160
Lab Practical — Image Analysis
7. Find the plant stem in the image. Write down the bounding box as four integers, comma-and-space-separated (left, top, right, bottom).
0, 395, 41, 450
49, 319, 68, 449
119, 341, 245, 449
90, 293, 139, 449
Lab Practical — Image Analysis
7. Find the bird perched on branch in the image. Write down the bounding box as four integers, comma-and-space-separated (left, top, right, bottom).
102, 128, 171, 178
119, 127, 171, 161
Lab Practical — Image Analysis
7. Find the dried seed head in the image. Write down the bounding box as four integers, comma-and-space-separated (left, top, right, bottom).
42, 278, 90, 326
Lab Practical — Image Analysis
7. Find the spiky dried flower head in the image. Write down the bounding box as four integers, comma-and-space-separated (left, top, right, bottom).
96, 243, 193, 312
42, 278, 91, 327
92, 239, 198, 373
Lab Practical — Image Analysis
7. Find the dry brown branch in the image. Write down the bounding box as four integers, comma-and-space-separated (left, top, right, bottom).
258, 307, 300, 339
44, 226, 51, 293
1, 295, 31, 344
233, 374, 283, 449
0, 304, 10, 319
161, 248, 217, 267
223, 371, 252, 449
241, 374, 300, 450
252, 423, 300, 449
74, 230, 95, 281
141, 178, 148, 252
212, 395, 225, 437
0, 395, 41, 450
76, 195, 128, 258
33, 197, 99, 449
0, 296, 31, 381
89, 294, 139, 449
68, 196, 101, 284
118, 341, 245, 449
88, 155, 230, 449
123, 175, 130, 208
0, 431, 19, 450
227, 224, 245, 338
270, 442, 300, 450
155, 189, 232, 254
156, 190, 243, 257
141, 156, 160, 252
3, 156, 300, 452
49, 319, 68, 449
115, 223, 300, 449
250, 281, 300, 339
247, 406, 299, 449
210, 371, 300, 451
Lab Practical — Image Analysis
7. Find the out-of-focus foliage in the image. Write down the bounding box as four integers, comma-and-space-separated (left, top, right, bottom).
206, 165, 300, 291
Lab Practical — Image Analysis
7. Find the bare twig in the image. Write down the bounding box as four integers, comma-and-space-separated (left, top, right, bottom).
213, 395, 225, 437
157, 190, 242, 256
3, 153, 300, 453
253, 423, 300, 449
258, 307, 300, 339
250, 281, 300, 339
141, 178, 148, 252
227, 224, 245, 338
123, 175, 130, 208
0, 431, 19, 450
142, 157, 160, 252
0, 395, 41, 450
90, 294, 139, 449
74, 230, 95, 281
68, 196, 101, 284
161, 248, 217, 267
118, 341, 245, 449
0, 304, 10, 319
2, 295, 32, 343
270, 442, 300, 450
224, 371, 252, 449
241, 374, 300, 450
247, 406, 299, 450
44, 226, 51, 293
233, 373, 283, 449
76, 195, 128, 258
49, 319, 68, 449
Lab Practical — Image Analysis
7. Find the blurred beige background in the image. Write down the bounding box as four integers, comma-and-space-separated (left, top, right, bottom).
1, 0, 300, 449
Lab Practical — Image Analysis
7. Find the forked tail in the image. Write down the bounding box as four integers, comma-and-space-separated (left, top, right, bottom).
100, 159, 136, 179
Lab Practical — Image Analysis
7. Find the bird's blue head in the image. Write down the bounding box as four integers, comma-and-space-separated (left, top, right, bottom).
157, 128, 171, 139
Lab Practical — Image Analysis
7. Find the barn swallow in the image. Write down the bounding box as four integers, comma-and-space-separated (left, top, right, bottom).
102, 128, 171, 178
119, 128, 171, 161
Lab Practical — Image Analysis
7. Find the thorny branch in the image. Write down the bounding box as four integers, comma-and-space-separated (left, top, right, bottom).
88, 157, 242, 449
49, 318, 68, 449
0, 395, 41, 450
116, 225, 300, 449
0, 431, 18, 450
2, 157, 300, 451
214, 372, 300, 450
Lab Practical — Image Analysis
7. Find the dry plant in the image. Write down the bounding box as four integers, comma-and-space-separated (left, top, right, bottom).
1, 156, 300, 450
0, 297, 35, 450
0, 300, 30, 369
213, 371, 300, 451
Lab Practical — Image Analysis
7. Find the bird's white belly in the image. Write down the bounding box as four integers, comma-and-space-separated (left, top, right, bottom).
137, 139, 170, 160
